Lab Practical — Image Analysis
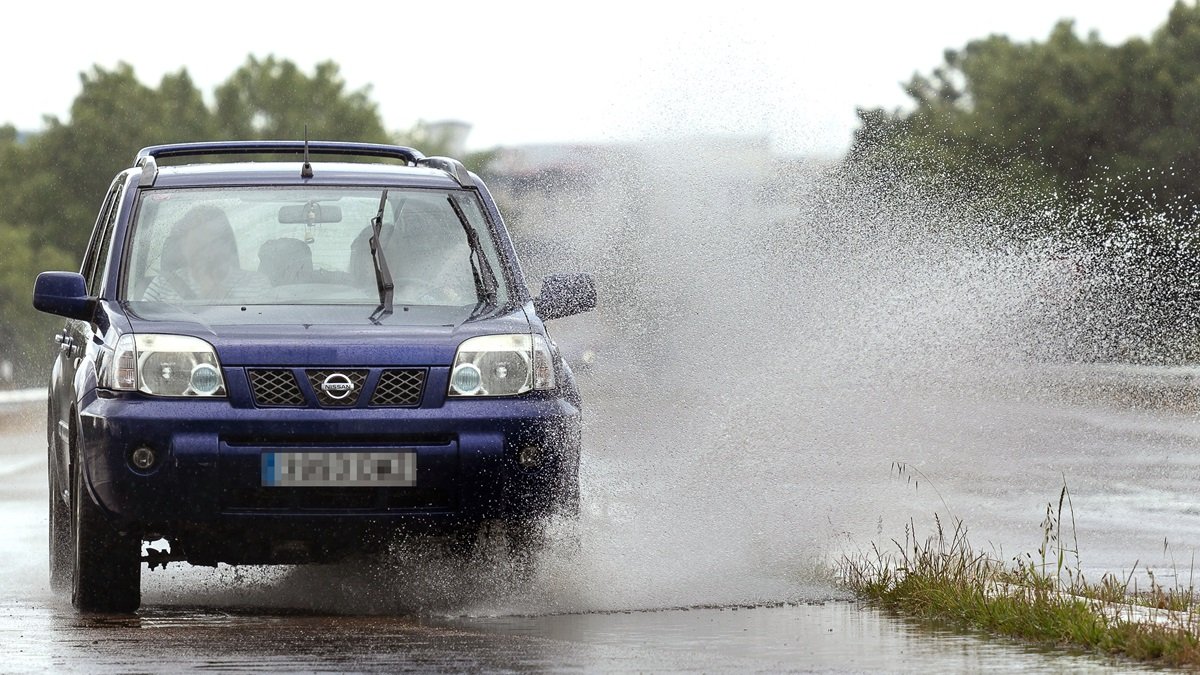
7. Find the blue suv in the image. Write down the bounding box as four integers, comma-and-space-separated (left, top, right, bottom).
33, 141, 596, 613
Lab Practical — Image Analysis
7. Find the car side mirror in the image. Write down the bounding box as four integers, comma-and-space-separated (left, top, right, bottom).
33, 271, 94, 320
534, 273, 597, 321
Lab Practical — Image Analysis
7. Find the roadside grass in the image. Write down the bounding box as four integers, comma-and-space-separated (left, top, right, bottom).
839, 469, 1200, 667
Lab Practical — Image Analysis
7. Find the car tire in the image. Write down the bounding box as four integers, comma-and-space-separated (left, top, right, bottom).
47, 428, 71, 594
70, 427, 141, 613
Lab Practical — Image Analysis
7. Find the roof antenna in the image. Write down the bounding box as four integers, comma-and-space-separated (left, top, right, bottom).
301, 125, 314, 178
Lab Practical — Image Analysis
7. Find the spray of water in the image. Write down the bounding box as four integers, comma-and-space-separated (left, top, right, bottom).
127, 136, 1190, 618
504, 139, 1075, 614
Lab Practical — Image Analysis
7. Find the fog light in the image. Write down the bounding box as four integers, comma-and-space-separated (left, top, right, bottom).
189, 363, 222, 396
130, 446, 156, 471
450, 363, 483, 395
517, 445, 542, 468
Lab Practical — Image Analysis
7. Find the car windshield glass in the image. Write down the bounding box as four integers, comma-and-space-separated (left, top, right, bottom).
123, 187, 510, 308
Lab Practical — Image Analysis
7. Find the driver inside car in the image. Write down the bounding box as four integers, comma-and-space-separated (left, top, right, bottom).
350, 199, 477, 305
142, 205, 271, 303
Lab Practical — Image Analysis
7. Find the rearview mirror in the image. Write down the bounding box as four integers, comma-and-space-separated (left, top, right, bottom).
33, 271, 94, 320
278, 202, 343, 224
534, 273, 597, 321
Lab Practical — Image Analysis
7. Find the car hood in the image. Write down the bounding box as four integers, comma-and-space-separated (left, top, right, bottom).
120, 302, 532, 366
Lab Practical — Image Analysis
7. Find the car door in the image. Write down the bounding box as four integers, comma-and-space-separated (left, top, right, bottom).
50, 175, 126, 478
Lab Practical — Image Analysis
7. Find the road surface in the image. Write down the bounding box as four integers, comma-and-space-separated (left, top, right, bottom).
4, 359, 1197, 671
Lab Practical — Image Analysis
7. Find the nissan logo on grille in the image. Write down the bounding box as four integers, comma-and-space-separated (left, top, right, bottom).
321, 373, 355, 400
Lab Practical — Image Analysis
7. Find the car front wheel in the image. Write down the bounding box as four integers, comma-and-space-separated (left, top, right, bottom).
70, 429, 141, 613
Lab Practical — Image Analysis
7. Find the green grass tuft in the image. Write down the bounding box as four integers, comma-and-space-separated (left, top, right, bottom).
839, 478, 1200, 667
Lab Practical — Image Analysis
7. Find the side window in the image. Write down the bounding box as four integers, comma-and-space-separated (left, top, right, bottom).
81, 176, 128, 296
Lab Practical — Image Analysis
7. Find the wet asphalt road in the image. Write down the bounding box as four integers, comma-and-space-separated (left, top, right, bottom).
3, 361, 1200, 672
0, 599, 1142, 673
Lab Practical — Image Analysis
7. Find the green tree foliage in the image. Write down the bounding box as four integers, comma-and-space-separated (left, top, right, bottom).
4, 65, 216, 254
0, 55, 451, 382
0, 56, 392, 257
852, 1, 1200, 227
213, 56, 388, 142
0, 226, 75, 385
851, 2, 1200, 362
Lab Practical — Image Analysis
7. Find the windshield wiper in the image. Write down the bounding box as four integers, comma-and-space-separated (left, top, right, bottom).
368, 190, 395, 323
446, 196, 499, 310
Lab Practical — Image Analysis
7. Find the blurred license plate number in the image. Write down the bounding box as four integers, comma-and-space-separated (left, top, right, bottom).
262, 451, 416, 487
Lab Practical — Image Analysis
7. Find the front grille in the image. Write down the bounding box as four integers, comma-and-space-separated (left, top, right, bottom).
370, 369, 426, 407
247, 367, 427, 408
248, 369, 305, 407
306, 369, 368, 407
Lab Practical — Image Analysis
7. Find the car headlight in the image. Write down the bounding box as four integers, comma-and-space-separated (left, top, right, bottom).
448, 334, 556, 397
98, 334, 227, 397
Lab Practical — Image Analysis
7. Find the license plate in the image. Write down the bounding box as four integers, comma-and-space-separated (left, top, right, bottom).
261, 451, 416, 487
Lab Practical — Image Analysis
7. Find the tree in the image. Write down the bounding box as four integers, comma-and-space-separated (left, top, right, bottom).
852, 2, 1200, 228
0, 57, 395, 256
0, 56, 426, 383
213, 56, 388, 142
849, 1, 1200, 361
6, 65, 216, 255
0, 226, 74, 385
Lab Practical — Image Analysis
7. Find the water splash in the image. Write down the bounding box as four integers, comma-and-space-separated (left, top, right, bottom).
134, 138, 1197, 616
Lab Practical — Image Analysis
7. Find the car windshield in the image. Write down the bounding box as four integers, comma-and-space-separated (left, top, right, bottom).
122, 187, 509, 308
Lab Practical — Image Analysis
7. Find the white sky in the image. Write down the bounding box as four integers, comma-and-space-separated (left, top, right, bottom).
1, 1, 1184, 157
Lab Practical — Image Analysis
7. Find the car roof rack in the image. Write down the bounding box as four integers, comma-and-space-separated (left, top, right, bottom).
134, 141, 476, 188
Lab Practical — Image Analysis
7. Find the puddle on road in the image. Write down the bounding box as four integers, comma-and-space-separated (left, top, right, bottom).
0, 600, 1144, 673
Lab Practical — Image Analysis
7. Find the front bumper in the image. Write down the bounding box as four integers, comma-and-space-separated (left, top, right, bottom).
75, 387, 580, 563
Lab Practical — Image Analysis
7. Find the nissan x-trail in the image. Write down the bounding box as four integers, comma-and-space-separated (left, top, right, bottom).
33, 141, 596, 613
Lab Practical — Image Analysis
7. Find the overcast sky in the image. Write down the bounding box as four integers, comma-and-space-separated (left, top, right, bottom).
2, 1, 1184, 157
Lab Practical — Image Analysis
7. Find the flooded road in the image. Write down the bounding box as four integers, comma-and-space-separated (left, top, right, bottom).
0, 599, 1136, 672
2, 359, 1197, 671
